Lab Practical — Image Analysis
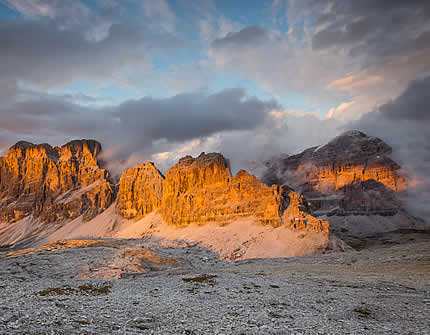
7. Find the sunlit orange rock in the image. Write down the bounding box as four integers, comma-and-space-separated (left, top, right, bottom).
160, 152, 328, 231
263, 130, 406, 193
116, 162, 164, 219
0, 140, 114, 222
262, 131, 406, 217
283, 191, 329, 232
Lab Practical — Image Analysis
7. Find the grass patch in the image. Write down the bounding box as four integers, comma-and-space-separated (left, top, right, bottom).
77, 283, 111, 295
270, 284, 280, 289
353, 307, 372, 319
74, 320, 90, 325
38, 286, 75, 296
37, 283, 111, 297
348, 240, 367, 251
182, 274, 217, 283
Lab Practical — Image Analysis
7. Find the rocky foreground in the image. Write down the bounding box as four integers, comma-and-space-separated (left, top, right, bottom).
0, 232, 429, 334
0, 131, 429, 334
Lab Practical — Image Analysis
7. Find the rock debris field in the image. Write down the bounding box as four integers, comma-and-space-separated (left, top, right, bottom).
0, 234, 429, 335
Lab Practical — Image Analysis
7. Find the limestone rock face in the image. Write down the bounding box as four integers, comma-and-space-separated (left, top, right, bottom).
0, 140, 114, 222
283, 191, 330, 232
263, 130, 405, 193
262, 131, 406, 216
116, 162, 165, 219
160, 152, 328, 231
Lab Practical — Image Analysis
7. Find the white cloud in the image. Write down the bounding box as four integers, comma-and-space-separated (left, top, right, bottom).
3, 0, 58, 17
327, 73, 383, 91
324, 101, 355, 120
142, 0, 175, 33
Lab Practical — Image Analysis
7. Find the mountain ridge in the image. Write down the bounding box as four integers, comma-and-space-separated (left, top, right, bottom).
0, 131, 422, 255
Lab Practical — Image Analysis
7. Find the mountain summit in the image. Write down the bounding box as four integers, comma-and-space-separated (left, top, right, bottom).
0, 139, 114, 223
0, 131, 423, 255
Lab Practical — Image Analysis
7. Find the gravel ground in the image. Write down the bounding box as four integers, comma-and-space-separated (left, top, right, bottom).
0, 235, 429, 334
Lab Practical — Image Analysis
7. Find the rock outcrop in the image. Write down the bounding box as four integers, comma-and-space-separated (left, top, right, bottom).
0, 140, 114, 222
263, 130, 405, 193
262, 131, 406, 217
116, 162, 164, 219
283, 191, 330, 232
159, 152, 328, 231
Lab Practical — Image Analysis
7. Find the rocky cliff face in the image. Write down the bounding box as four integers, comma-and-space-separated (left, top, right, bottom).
159, 152, 328, 232
0, 140, 114, 222
283, 191, 330, 232
262, 131, 406, 216
116, 162, 164, 219
263, 130, 405, 193
0, 140, 328, 234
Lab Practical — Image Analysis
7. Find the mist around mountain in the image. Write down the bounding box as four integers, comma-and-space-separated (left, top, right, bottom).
0, 130, 427, 259
1, 130, 429, 334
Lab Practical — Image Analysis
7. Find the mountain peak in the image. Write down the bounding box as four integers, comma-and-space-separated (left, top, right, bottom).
0, 139, 113, 223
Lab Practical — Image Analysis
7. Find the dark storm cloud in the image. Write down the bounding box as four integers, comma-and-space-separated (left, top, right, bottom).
0, 19, 179, 88
0, 86, 278, 158
212, 26, 271, 48
349, 76, 430, 221
378, 77, 430, 121
312, 16, 374, 50
112, 88, 279, 156
350, 75, 430, 144
312, 0, 430, 67
0, 87, 113, 137
115, 88, 277, 143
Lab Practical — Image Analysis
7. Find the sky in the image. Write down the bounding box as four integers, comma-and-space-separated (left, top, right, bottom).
0, 0, 429, 194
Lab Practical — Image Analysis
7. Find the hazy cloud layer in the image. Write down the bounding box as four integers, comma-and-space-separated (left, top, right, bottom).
114, 88, 278, 153
210, 1, 430, 121
0, 85, 279, 176
212, 26, 271, 48
0, 20, 182, 88
350, 76, 430, 220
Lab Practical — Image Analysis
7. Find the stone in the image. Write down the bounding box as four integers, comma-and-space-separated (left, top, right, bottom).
282, 190, 330, 232
262, 130, 406, 217
262, 130, 406, 193
116, 162, 164, 219
160, 152, 328, 231
0, 140, 114, 223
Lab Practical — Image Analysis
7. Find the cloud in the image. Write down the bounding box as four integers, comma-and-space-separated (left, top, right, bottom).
208, 1, 430, 122
324, 101, 356, 121
0, 0, 187, 91
0, 19, 184, 88
377, 77, 430, 121
327, 73, 384, 91
142, 0, 175, 33
208, 24, 354, 99
311, 1, 430, 81
0, 80, 344, 181
0, 84, 279, 168
212, 26, 271, 48
349, 76, 430, 221
196, 111, 342, 175
2, 0, 87, 19
111, 88, 279, 156
199, 14, 240, 43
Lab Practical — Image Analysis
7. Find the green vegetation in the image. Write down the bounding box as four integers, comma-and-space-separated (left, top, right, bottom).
353, 307, 372, 319
182, 274, 217, 283
38, 286, 75, 296
37, 283, 111, 296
